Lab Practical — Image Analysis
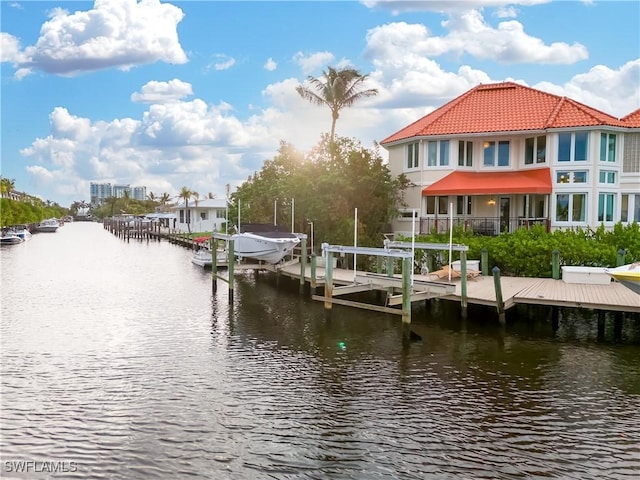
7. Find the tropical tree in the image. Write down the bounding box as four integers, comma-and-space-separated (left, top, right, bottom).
178, 186, 194, 233
160, 192, 172, 206
207, 192, 216, 199
296, 66, 378, 142
147, 192, 157, 203
0, 177, 15, 198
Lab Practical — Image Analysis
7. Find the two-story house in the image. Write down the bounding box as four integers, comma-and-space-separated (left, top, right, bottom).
381, 82, 640, 236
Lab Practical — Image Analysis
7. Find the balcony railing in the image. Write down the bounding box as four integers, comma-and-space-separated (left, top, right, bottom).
418, 217, 550, 236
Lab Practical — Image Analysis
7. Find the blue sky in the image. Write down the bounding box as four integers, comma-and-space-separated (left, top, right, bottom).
1, 0, 639, 207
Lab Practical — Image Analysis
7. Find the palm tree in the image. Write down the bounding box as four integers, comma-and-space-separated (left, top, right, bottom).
160, 192, 172, 206
296, 66, 378, 142
1, 177, 15, 198
178, 186, 193, 233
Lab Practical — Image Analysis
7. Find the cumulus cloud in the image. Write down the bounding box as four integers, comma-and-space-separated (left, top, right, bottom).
534, 59, 640, 118
131, 79, 193, 104
264, 57, 277, 71
293, 51, 335, 76
365, 15, 587, 65
3, 0, 187, 78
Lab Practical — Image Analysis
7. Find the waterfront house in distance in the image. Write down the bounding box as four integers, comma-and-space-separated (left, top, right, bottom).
380, 82, 640, 236
171, 198, 228, 233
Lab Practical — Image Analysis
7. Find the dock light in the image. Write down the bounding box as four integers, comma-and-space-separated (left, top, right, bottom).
338, 341, 346, 350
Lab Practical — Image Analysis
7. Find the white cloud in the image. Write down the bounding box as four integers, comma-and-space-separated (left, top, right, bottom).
293, 51, 335, 76
534, 59, 640, 118
365, 15, 588, 65
131, 79, 193, 104
4, 0, 187, 78
264, 57, 277, 71
207, 54, 236, 71
362, 0, 550, 15
1, 33, 26, 63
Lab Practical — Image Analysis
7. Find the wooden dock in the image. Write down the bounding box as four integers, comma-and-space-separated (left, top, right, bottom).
267, 262, 639, 314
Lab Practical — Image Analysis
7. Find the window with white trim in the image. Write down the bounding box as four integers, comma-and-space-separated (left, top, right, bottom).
456, 196, 472, 215
406, 142, 419, 169
458, 141, 473, 167
558, 132, 588, 162
600, 132, 616, 163
598, 193, 615, 222
598, 170, 616, 184
556, 171, 588, 184
556, 193, 586, 222
525, 135, 546, 164
425, 196, 449, 215
483, 141, 510, 167
427, 140, 449, 167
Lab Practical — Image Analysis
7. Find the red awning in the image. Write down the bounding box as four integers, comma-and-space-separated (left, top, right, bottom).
422, 168, 551, 195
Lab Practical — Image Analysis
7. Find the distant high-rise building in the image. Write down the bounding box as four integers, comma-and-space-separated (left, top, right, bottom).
90, 182, 112, 205
90, 182, 147, 205
132, 186, 147, 201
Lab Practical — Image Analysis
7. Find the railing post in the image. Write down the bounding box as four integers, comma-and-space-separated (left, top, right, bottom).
552, 249, 560, 280
617, 248, 626, 267
481, 248, 489, 276
460, 250, 468, 318
492, 266, 505, 324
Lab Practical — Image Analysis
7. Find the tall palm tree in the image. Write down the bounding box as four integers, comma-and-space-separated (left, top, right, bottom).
296, 66, 378, 142
160, 192, 172, 206
178, 186, 193, 233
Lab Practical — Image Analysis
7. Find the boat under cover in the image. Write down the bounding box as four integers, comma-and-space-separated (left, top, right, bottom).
232, 224, 300, 264
605, 263, 640, 295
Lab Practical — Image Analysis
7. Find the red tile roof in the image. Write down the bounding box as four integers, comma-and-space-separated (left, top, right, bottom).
622, 108, 640, 127
422, 168, 552, 196
381, 82, 627, 144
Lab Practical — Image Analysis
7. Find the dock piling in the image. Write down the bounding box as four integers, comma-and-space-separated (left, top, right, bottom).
492, 266, 505, 324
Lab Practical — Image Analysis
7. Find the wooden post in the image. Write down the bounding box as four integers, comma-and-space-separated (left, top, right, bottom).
211, 237, 218, 292
386, 256, 394, 303
299, 236, 307, 294
460, 250, 468, 318
481, 248, 489, 276
228, 239, 235, 301
492, 266, 505, 324
324, 251, 334, 310
617, 248, 626, 266
402, 256, 412, 328
310, 253, 317, 295
552, 249, 560, 280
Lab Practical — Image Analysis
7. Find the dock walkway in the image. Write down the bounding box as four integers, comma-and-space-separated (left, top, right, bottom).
272, 263, 638, 313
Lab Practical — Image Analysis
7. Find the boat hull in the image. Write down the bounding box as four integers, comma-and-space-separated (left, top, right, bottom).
36, 219, 60, 233
191, 250, 228, 268
605, 263, 640, 295
232, 232, 300, 264
1, 234, 24, 245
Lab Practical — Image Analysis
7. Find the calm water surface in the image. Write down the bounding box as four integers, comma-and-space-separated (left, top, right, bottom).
1, 222, 639, 479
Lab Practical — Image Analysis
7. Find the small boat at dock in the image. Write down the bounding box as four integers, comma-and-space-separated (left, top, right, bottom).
232, 224, 300, 264
35, 218, 60, 233
1, 231, 24, 245
605, 263, 640, 295
191, 248, 228, 268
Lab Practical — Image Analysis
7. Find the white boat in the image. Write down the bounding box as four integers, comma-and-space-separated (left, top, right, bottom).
12, 225, 32, 241
35, 218, 60, 233
231, 224, 300, 264
1, 231, 24, 245
605, 263, 640, 295
191, 248, 228, 268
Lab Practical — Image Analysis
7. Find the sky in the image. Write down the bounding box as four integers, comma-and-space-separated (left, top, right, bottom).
1, 0, 639, 208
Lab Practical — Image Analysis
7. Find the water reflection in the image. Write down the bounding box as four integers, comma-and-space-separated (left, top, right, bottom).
1, 223, 639, 479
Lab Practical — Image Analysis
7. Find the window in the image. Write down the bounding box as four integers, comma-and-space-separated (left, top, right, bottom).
556, 171, 588, 184
483, 140, 510, 167
598, 193, 615, 222
200, 212, 207, 220
556, 193, 586, 222
406, 142, 419, 169
427, 140, 449, 166
599, 170, 616, 184
573, 171, 587, 183
635, 194, 640, 222
558, 132, 588, 162
425, 196, 449, 215
525, 135, 546, 164
523, 194, 545, 218
456, 196, 472, 215
600, 133, 616, 162
622, 195, 629, 222
180, 210, 184, 223
458, 141, 473, 166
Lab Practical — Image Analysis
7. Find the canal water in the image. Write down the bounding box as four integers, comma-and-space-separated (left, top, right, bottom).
1, 222, 639, 479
